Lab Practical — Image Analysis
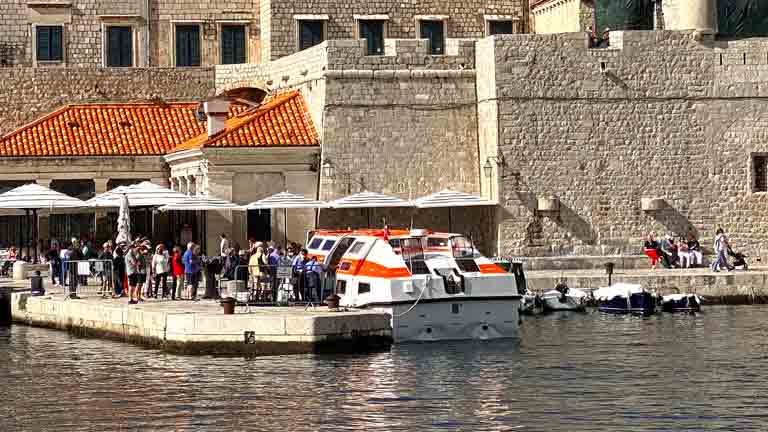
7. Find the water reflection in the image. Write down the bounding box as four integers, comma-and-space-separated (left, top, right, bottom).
2, 306, 768, 431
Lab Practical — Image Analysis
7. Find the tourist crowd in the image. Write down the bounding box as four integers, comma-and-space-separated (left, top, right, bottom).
34, 234, 327, 304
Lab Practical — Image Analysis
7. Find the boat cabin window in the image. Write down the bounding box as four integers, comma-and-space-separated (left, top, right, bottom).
427, 237, 449, 248
400, 237, 431, 275
336, 279, 346, 294
347, 241, 366, 255
388, 238, 402, 253
450, 236, 476, 258
308, 237, 323, 249
326, 237, 356, 269
321, 239, 336, 251
358, 282, 371, 294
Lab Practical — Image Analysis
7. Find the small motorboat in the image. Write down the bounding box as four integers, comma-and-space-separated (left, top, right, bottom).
661, 293, 702, 313
540, 282, 587, 312
593, 283, 656, 316
520, 292, 537, 315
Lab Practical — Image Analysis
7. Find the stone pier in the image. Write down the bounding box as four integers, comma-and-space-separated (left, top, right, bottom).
10, 290, 392, 355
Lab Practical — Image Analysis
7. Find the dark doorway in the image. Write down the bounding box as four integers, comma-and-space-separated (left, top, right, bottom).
247, 209, 271, 242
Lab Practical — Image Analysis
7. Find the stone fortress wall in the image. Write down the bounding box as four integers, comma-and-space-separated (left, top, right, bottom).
484, 30, 768, 257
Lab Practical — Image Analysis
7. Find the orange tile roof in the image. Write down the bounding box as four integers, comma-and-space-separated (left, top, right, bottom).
0, 102, 244, 157
170, 90, 319, 153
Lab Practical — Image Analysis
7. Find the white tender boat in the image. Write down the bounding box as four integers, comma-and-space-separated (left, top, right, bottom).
540, 284, 588, 312
307, 229, 523, 342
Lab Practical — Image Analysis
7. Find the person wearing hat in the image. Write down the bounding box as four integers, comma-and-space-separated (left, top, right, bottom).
659, 233, 679, 269
597, 27, 610, 48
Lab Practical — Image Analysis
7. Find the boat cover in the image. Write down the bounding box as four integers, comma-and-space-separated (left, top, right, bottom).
662, 293, 703, 302
593, 283, 645, 301
541, 287, 588, 299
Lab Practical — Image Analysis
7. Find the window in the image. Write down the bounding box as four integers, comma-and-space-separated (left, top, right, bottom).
321, 239, 336, 251
308, 237, 323, 249
358, 282, 371, 294
488, 20, 514, 36
298, 20, 324, 51
419, 20, 445, 55
175, 24, 201, 67
335, 279, 347, 294
753, 154, 768, 192
347, 242, 366, 255
106, 26, 133, 67
427, 237, 449, 248
220, 25, 246, 65
36, 26, 63, 62
359, 20, 385, 55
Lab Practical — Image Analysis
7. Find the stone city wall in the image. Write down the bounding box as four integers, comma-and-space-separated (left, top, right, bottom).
0, 67, 215, 137
260, 0, 528, 62
486, 30, 768, 258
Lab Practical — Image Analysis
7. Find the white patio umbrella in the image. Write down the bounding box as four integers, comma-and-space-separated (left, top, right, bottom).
0, 183, 87, 262
328, 191, 413, 228
115, 194, 131, 246
243, 192, 329, 246
158, 195, 245, 253
87, 181, 189, 240
413, 190, 496, 232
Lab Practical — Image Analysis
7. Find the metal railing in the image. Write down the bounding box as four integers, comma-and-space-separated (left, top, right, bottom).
223, 264, 335, 307
62, 259, 114, 299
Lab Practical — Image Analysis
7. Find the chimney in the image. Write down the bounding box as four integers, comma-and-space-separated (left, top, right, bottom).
203, 99, 230, 137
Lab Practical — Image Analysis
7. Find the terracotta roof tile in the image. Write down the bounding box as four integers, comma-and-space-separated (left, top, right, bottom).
0, 102, 244, 157
170, 90, 319, 153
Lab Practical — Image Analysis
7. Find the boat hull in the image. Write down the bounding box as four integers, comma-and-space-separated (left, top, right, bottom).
661, 295, 701, 313
598, 292, 656, 316
541, 295, 586, 312
372, 298, 520, 342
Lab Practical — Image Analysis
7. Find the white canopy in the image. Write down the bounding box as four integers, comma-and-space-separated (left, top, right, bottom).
413, 190, 496, 208
593, 283, 646, 301
329, 191, 412, 208
159, 195, 244, 211
87, 181, 188, 208
0, 183, 87, 209
244, 191, 328, 209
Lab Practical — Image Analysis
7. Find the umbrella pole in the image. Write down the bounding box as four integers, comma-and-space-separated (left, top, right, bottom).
284, 208, 288, 247
17, 213, 22, 255
33, 209, 38, 264
367, 208, 371, 228
25, 209, 30, 261
448, 207, 453, 233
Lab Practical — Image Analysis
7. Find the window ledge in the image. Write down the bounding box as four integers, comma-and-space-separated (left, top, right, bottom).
415, 15, 449, 21
484, 15, 520, 21
353, 14, 390, 21
27, 1, 72, 8
294, 14, 329, 21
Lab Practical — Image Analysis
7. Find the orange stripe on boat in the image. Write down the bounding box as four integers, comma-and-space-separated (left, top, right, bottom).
336, 258, 411, 278
478, 263, 507, 274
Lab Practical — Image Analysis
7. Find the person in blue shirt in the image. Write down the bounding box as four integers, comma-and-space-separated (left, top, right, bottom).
303, 255, 325, 301
182, 242, 201, 300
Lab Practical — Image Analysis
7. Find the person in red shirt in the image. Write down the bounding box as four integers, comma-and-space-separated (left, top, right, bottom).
170, 246, 185, 300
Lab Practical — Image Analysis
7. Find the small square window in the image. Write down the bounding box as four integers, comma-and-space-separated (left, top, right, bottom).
106, 26, 133, 67
359, 20, 385, 55
298, 20, 324, 51
753, 154, 768, 192
358, 282, 371, 294
175, 24, 201, 67
488, 20, 515, 36
335, 279, 347, 294
221, 25, 246, 65
419, 20, 445, 55
36, 26, 63, 62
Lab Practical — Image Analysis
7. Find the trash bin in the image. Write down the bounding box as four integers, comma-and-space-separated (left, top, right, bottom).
221, 297, 235, 315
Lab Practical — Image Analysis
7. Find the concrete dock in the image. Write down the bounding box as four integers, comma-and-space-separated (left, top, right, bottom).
8, 286, 392, 355
526, 267, 768, 303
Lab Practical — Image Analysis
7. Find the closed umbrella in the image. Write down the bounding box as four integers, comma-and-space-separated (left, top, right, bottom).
0, 183, 86, 262
413, 190, 496, 232
115, 194, 131, 246
243, 192, 328, 246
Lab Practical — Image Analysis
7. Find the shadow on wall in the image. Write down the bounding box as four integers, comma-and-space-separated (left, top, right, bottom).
650, 202, 695, 238
550, 203, 597, 247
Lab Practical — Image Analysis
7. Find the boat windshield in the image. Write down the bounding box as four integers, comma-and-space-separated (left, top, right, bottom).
400, 237, 430, 274
450, 236, 477, 258
325, 237, 356, 270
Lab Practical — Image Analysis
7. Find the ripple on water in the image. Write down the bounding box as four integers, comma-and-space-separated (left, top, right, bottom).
2, 306, 768, 431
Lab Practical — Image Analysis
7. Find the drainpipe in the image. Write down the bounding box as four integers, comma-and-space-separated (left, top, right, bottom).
144, 0, 151, 66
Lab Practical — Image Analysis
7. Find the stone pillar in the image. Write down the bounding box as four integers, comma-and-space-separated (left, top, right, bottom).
169, 177, 177, 191
282, 171, 318, 246
187, 175, 197, 196
36, 179, 53, 251
207, 172, 234, 256
94, 178, 109, 245
663, 0, 715, 33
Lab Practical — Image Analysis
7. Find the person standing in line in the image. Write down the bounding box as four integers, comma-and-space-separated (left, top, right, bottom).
112, 246, 126, 298
171, 246, 184, 300
98, 242, 113, 294
220, 234, 230, 257
151, 244, 170, 299
137, 243, 150, 301
45, 244, 61, 286
125, 244, 140, 304
190, 244, 202, 301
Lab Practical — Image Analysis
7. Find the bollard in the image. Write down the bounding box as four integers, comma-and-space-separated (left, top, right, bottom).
0, 287, 11, 327
12, 261, 28, 281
